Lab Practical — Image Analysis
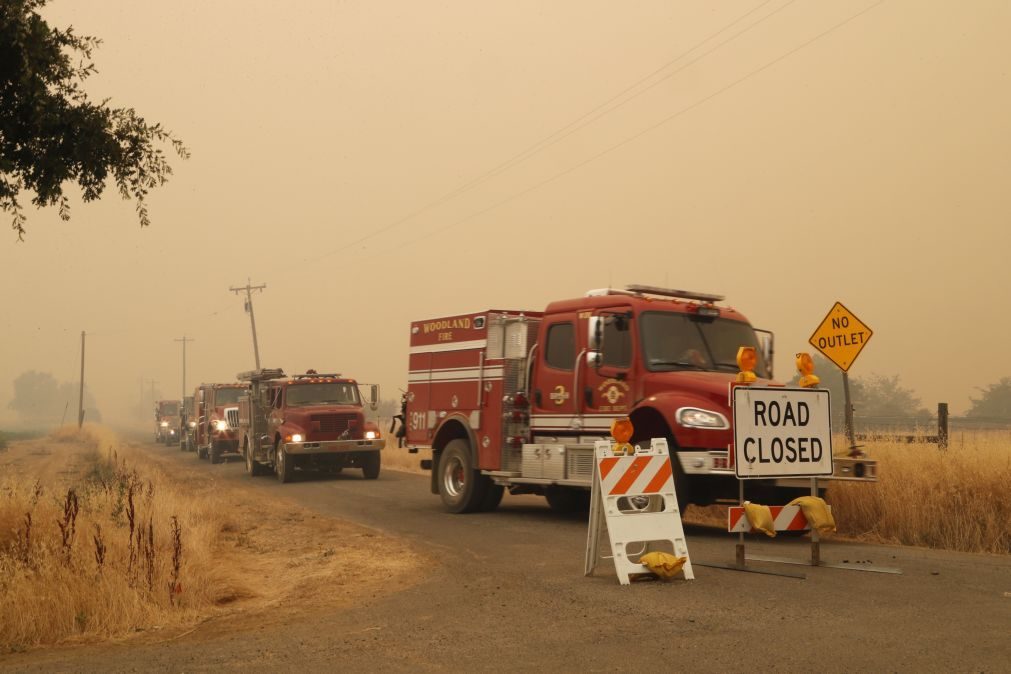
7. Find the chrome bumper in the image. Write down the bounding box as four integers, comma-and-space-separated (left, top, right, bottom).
284, 439, 384, 455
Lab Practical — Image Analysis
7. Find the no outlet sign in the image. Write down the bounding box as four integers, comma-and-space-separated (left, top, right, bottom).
732, 387, 833, 479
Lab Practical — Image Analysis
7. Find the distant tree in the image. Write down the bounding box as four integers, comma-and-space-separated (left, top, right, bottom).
8, 370, 98, 424
7, 370, 59, 421
788, 355, 928, 421
966, 377, 1011, 419
1, 0, 188, 240
850, 374, 930, 420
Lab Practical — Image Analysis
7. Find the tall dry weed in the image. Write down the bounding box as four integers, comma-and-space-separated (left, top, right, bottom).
0, 425, 253, 651
828, 431, 1011, 554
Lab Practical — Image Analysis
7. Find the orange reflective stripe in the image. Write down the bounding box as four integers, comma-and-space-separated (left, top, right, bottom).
599, 457, 619, 481
610, 456, 651, 495
643, 459, 672, 494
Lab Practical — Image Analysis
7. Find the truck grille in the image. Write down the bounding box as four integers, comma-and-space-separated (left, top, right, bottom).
225, 408, 240, 429
311, 413, 358, 436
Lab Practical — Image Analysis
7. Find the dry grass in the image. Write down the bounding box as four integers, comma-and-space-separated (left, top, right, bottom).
0, 425, 250, 650
827, 431, 1011, 554
685, 432, 1011, 555
381, 436, 428, 475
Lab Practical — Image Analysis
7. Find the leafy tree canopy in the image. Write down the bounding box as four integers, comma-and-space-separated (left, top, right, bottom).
788, 354, 929, 420
967, 377, 1011, 419
1, 0, 188, 240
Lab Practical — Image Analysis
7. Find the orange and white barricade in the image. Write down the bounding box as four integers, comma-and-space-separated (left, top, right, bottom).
584, 438, 694, 585
727, 504, 831, 534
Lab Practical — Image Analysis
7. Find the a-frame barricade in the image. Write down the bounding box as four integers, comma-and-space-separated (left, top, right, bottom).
584, 438, 694, 585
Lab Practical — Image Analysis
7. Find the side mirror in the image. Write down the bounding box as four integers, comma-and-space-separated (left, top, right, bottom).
370, 384, 380, 411
754, 329, 774, 378
587, 316, 603, 350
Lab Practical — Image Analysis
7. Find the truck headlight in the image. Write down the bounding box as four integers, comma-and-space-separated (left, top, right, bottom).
213, 419, 228, 431
188, 421, 197, 428
365, 430, 378, 440
677, 407, 729, 429
160, 421, 169, 428
291, 433, 303, 443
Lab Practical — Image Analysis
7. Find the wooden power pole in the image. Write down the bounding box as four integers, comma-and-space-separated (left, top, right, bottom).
230, 279, 266, 369
77, 330, 86, 428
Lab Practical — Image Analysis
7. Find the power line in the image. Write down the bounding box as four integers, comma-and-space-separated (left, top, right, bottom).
289, 0, 790, 268
388, 0, 886, 254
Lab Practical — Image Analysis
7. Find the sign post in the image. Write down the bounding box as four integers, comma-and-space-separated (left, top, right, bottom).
808, 302, 873, 453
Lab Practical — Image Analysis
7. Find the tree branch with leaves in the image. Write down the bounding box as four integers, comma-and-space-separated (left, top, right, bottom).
0, 0, 188, 240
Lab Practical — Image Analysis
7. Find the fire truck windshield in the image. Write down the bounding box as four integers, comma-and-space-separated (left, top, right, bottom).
159, 402, 180, 416
640, 311, 769, 377
214, 387, 245, 405
285, 382, 360, 407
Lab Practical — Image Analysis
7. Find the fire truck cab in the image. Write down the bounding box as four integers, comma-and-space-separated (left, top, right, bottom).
238, 369, 384, 483
193, 383, 248, 464
407, 285, 875, 513
154, 399, 182, 445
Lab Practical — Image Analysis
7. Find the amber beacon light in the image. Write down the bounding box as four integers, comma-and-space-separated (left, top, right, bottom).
736, 346, 757, 384
796, 352, 820, 388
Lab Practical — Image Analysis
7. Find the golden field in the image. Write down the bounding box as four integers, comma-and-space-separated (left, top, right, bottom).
0, 425, 420, 652
827, 432, 1010, 554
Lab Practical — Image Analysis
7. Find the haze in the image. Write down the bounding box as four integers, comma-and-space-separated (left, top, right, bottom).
2, 0, 1009, 426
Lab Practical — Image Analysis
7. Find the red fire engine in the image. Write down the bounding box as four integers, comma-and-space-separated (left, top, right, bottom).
154, 399, 182, 445
237, 369, 384, 482
407, 285, 875, 513
192, 383, 249, 464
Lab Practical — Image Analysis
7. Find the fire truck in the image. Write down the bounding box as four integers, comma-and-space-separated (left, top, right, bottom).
154, 399, 182, 445
237, 369, 384, 482
192, 383, 249, 464
406, 284, 875, 513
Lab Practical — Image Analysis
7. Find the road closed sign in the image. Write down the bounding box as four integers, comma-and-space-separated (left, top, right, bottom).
732, 387, 833, 479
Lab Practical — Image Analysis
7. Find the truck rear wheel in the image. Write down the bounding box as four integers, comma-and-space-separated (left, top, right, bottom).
362, 452, 381, 480
438, 439, 489, 514
275, 442, 293, 483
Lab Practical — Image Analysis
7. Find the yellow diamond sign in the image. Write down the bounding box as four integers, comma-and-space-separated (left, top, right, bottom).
808, 302, 873, 372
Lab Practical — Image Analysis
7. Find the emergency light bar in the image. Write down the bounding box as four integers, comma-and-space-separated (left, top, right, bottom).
292, 373, 343, 380
624, 284, 725, 303
237, 368, 286, 382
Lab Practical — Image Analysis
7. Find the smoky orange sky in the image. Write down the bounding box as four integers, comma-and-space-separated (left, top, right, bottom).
2, 0, 1009, 425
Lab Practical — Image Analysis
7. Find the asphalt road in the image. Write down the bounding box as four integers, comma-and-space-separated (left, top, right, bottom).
8, 443, 1010, 673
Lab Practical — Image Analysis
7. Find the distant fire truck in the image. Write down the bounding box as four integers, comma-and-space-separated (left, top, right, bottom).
407, 285, 875, 513
192, 383, 249, 464
237, 369, 384, 482
154, 399, 182, 445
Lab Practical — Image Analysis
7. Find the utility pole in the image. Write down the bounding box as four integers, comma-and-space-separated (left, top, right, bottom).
78, 331, 86, 428
174, 336, 194, 400
230, 279, 266, 370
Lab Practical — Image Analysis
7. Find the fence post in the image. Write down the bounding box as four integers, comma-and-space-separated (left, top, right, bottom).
937, 402, 948, 450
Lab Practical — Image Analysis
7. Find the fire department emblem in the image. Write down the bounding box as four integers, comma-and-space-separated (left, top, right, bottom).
598, 379, 630, 407
550, 385, 570, 405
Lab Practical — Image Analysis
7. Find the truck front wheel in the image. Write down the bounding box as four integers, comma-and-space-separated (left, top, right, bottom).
362, 452, 381, 480
438, 439, 489, 514
275, 442, 294, 483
